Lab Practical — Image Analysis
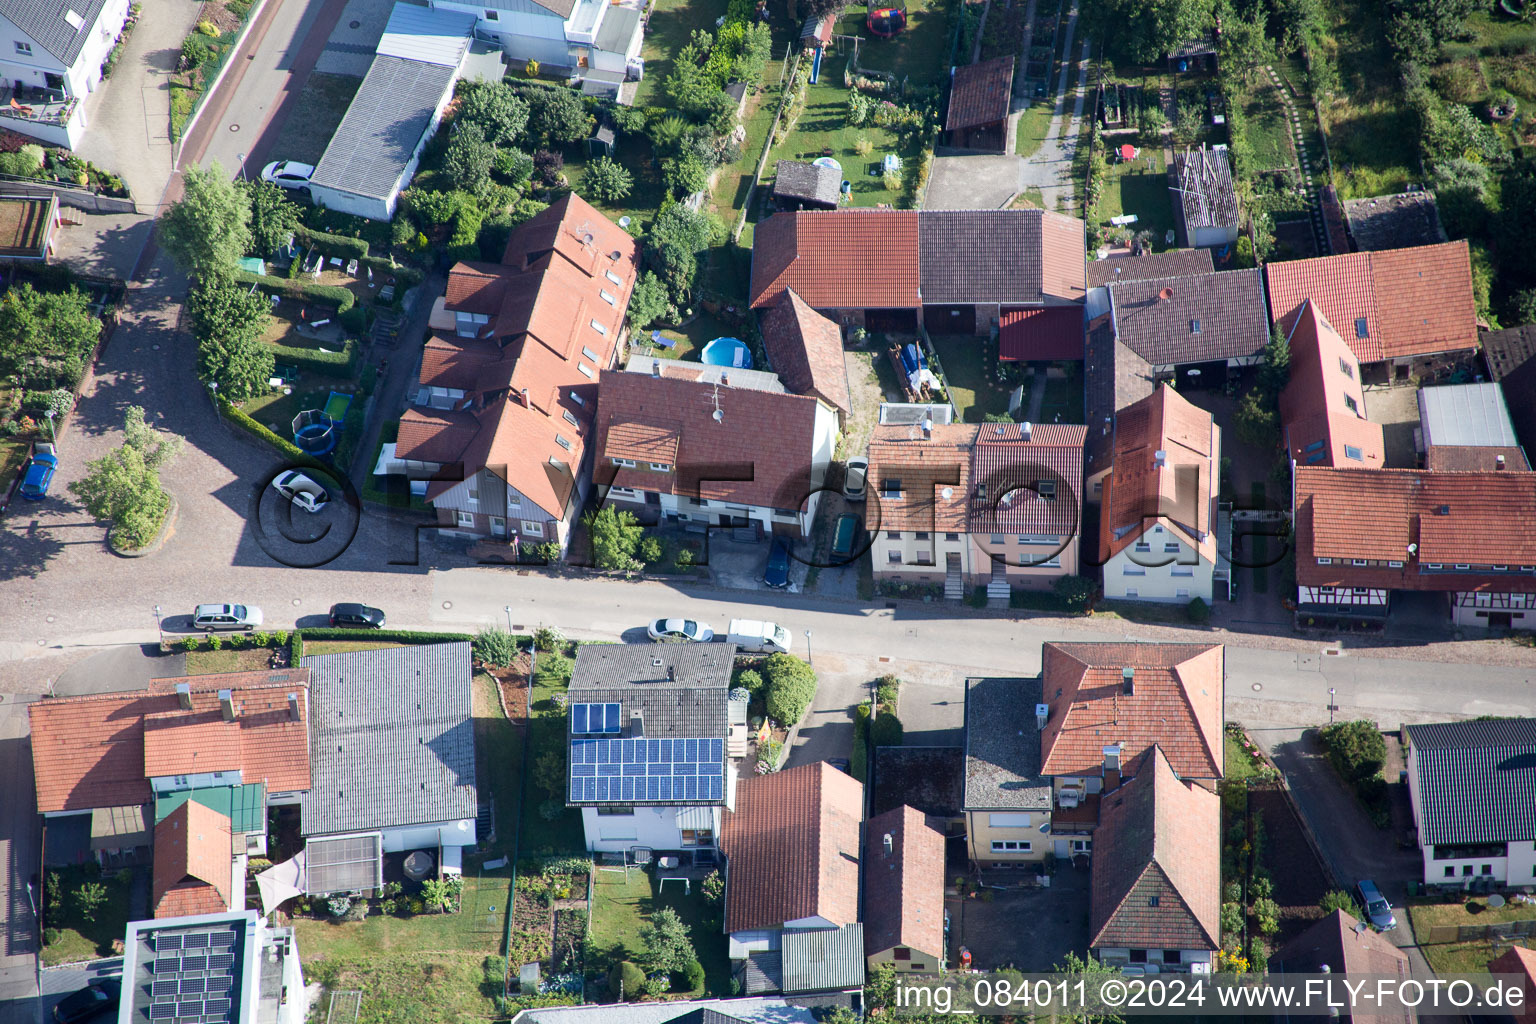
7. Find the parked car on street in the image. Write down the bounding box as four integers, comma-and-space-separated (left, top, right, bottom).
842, 456, 868, 501
764, 535, 792, 588
261, 160, 314, 191
20, 445, 58, 500
271, 470, 329, 513
53, 979, 120, 1023
192, 604, 264, 631
647, 618, 714, 643
727, 619, 792, 654
329, 603, 385, 628
1355, 879, 1397, 930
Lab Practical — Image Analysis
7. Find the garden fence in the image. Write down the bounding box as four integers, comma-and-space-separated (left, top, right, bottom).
1424, 919, 1536, 945
732, 49, 805, 242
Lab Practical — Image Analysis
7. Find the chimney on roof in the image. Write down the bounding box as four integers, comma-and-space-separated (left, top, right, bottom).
652, 360, 661, 378
921, 416, 932, 439
1122, 667, 1135, 696
288, 693, 301, 722
721, 371, 730, 387
1497, 454, 1506, 470
1154, 449, 1168, 468
219, 689, 237, 722
1103, 744, 1121, 772
630, 710, 645, 738
1021, 421, 1032, 441
668, 664, 676, 682
175, 682, 192, 711
883, 833, 893, 856
1035, 703, 1049, 730
521, 388, 530, 406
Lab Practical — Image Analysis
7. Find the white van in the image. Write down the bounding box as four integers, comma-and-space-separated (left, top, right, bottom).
727, 619, 792, 654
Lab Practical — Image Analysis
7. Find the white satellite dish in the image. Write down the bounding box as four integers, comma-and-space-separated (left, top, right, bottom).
712, 408, 724, 423
941, 487, 953, 499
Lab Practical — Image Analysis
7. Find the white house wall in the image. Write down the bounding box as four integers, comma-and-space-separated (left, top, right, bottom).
435, 0, 570, 65
378, 818, 477, 853
307, 183, 391, 220
1103, 522, 1214, 603
580, 805, 721, 852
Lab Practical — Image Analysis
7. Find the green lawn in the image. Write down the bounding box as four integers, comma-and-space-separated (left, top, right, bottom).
1321, 0, 1417, 198
1015, 98, 1055, 160
302, 641, 407, 656
1096, 148, 1175, 246
0, 435, 30, 489
834, 0, 954, 85
41, 866, 134, 966
521, 659, 585, 856
634, 0, 731, 108
587, 868, 730, 1000
241, 376, 355, 439
713, 71, 785, 240
270, 73, 361, 166
930, 334, 1010, 422
638, 309, 740, 361
1410, 900, 1536, 975
1038, 365, 1083, 423
305, 954, 499, 1024
185, 648, 277, 674
1237, 78, 1294, 173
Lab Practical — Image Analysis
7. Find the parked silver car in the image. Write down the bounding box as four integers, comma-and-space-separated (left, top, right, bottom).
192, 604, 263, 632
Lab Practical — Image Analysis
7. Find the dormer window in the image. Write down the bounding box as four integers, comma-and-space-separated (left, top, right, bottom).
648, 462, 670, 472
455, 311, 490, 338
612, 457, 636, 468
882, 478, 902, 499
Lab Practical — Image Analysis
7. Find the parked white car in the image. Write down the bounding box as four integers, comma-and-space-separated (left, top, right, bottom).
843, 456, 869, 501
271, 470, 329, 513
261, 160, 314, 191
727, 619, 792, 654
648, 618, 714, 643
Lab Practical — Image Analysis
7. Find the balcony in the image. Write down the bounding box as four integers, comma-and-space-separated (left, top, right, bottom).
0, 87, 78, 126
1051, 793, 1099, 833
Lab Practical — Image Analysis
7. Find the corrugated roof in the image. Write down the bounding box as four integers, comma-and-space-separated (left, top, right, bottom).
945, 56, 1014, 131
998, 306, 1085, 361
376, 2, 475, 64
1405, 718, 1536, 846
0, 0, 112, 65
963, 677, 1050, 810
310, 54, 460, 201
781, 924, 865, 993
1417, 383, 1520, 449
1172, 146, 1238, 232
299, 644, 477, 837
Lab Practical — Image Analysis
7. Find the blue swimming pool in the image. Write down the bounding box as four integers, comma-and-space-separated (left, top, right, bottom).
700, 337, 752, 369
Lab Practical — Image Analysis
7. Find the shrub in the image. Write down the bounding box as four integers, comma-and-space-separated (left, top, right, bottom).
583, 156, 633, 203
1320, 890, 1355, 915
72, 881, 108, 921
179, 636, 200, 651
675, 548, 695, 570
875, 673, 899, 711
533, 149, 565, 186
1053, 574, 1097, 611
1319, 720, 1387, 784
701, 870, 724, 904
644, 974, 670, 996
678, 958, 706, 992
761, 653, 817, 725
1220, 901, 1243, 936
338, 304, 367, 335
733, 668, 764, 697
294, 224, 369, 259
526, 59, 540, 77
207, 634, 222, 651
1253, 896, 1281, 935
232, 270, 355, 312
43, 928, 60, 946
637, 535, 663, 565
533, 626, 565, 651
493, 147, 534, 184
1186, 596, 1210, 623
535, 651, 573, 684
474, 626, 519, 667
609, 961, 645, 1000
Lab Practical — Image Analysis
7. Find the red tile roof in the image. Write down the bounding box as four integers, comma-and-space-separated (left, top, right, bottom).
1099, 384, 1218, 562
760, 288, 852, 419
722, 762, 863, 933
29, 675, 312, 813
1264, 241, 1477, 363
1423, 445, 1529, 472
750, 210, 921, 310
864, 806, 946, 961
1294, 466, 1536, 592
1090, 747, 1221, 953
970, 422, 1087, 535
594, 369, 828, 512
1488, 946, 1536, 1023
152, 800, 233, 919
1279, 299, 1385, 468
945, 56, 1015, 131
1275, 911, 1413, 1007
999, 306, 1085, 361
142, 715, 244, 778
1040, 642, 1224, 780
864, 424, 976, 532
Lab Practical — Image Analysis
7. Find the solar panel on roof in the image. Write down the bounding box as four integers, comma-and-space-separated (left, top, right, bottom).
157, 934, 184, 951
149, 1005, 176, 1020
209, 931, 236, 947
153, 981, 179, 998
206, 975, 233, 992
572, 703, 589, 735
180, 978, 206, 995
205, 998, 233, 1013
181, 955, 207, 972
208, 953, 235, 970
177, 1001, 202, 1016
603, 702, 621, 733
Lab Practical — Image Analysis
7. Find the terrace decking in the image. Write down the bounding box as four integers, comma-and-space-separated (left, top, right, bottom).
0, 194, 58, 261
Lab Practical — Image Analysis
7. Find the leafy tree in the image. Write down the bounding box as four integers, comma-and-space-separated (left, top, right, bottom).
582, 156, 633, 203
1320, 890, 1356, 915
626, 271, 669, 331
187, 277, 273, 402
69, 407, 182, 549
493, 146, 534, 184
1233, 388, 1278, 449
523, 86, 593, 146
532, 749, 566, 802
473, 626, 518, 666
1084, 0, 1211, 66
733, 668, 764, 697
1216, 4, 1274, 89
1510, 288, 1536, 327
72, 881, 108, 922
608, 961, 645, 1000
1259, 325, 1290, 400
645, 204, 715, 304
1431, 158, 1493, 241
458, 81, 530, 146
158, 161, 251, 280
1053, 574, 1097, 611
533, 148, 565, 186
728, 21, 772, 83
239, 179, 299, 256
0, 283, 100, 390
583, 505, 644, 571
639, 907, 696, 972
762, 653, 817, 726
442, 122, 495, 194
661, 152, 711, 198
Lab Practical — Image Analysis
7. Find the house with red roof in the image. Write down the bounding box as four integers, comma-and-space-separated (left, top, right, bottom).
759, 288, 853, 427
1293, 465, 1536, 628
864, 419, 1087, 597
864, 805, 946, 973
944, 57, 1014, 152
749, 208, 1086, 336
1279, 298, 1385, 468
592, 366, 840, 538
390, 193, 639, 551
1488, 945, 1536, 1022
1264, 241, 1479, 380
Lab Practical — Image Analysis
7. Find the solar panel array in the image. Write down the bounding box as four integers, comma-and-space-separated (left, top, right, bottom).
569, 737, 726, 802
144, 927, 239, 1023
305, 833, 382, 895
570, 702, 621, 735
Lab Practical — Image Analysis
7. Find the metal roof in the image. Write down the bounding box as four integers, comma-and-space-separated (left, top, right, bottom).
123, 911, 253, 1024
299, 644, 477, 836
155, 783, 266, 834
963, 676, 1051, 810
1417, 383, 1520, 449
378, 2, 475, 65
0, 0, 112, 66
1406, 718, 1536, 846
781, 923, 865, 993
594, 3, 640, 53
309, 54, 460, 202
304, 832, 383, 894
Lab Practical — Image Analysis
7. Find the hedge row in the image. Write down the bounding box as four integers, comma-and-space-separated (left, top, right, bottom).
266, 338, 358, 376
234, 269, 356, 312
295, 224, 369, 260
219, 396, 318, 467
295, 628, 482, 645
360, 255, 424, 287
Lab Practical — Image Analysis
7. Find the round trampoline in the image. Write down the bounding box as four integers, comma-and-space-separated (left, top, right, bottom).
292, 408, 338, 456
700, 337, 752, 369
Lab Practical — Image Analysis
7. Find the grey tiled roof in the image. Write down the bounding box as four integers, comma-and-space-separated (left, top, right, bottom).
1110, 269, 1270, 367
1406, 718, 1536, 846
782, 924, 865, 993
299, 644, 477, 836
1087, 249, 1214, 288
569, 644, 735, 729
919, 210, 1043, 303
773, 161, 841, 207
310, 54, 460, 202
963, 677, 1050, 810
1, 0, 112, 66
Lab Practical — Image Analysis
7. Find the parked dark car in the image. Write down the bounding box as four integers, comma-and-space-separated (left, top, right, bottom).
329, 603, 386, 628
20, 450, 58, 500
764, 535, 792, 589
54, 979, 120, 1023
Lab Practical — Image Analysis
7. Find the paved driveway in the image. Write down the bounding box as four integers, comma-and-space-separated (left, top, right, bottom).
925, 153, 1021, 210
954, 863, 1091, 971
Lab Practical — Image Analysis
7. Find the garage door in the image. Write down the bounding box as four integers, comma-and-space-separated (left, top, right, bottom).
866, 309, 918, 333
924, 305, 976, 334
